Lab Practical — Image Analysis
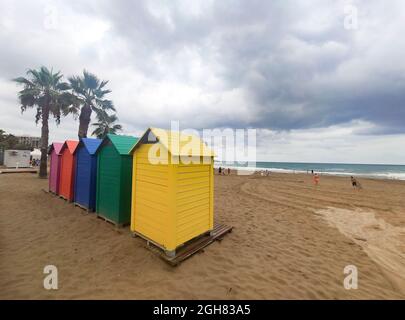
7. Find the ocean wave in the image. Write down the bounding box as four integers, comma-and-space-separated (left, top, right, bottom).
215, 165, 405, 180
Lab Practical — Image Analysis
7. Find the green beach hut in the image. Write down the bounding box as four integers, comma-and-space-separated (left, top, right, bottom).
95, 134, 139, 226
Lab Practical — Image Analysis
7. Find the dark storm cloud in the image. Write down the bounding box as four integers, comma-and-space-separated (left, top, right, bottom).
76, 0, 405, 132
1, 0, 405, 134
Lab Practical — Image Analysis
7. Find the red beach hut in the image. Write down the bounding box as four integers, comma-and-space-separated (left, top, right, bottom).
48, 142, 63, 194
59, 140, 79, 201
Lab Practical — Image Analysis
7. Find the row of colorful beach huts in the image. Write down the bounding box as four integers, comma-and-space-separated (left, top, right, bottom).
48, 127, 215, 256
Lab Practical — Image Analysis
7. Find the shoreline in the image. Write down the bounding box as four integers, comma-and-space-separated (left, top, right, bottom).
215, 166, 405, 181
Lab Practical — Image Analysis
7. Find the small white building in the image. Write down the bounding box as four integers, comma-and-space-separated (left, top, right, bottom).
4, 150, 31, 168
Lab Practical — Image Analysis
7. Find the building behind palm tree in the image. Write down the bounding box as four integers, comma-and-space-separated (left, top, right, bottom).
15, 135, 41, 149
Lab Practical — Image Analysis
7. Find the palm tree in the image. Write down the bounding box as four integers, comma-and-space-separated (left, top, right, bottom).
13, 67, 72, 178
68, 70, 115, 138
91, 110, 123, 139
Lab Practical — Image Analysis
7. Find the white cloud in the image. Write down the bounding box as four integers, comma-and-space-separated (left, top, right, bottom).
0, 0, 404, 164
257, 121, 405, 164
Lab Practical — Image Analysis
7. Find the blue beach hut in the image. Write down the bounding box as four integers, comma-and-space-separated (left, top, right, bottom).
73, 138, 102, 211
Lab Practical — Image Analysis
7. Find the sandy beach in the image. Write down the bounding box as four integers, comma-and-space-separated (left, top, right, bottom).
0, 172, 404, 299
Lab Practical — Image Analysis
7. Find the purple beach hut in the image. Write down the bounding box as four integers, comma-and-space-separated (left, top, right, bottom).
48, 142, 63, 194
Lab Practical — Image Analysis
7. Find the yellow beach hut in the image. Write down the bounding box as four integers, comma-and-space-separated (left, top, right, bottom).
129, 127, 215, 257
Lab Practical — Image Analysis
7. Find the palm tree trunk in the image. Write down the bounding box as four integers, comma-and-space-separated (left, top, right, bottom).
78, 104, 92, 138
39, 104, 49, 178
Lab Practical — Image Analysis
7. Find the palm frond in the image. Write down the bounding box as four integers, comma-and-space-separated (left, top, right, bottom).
15, 66, 71, 120
68, 69, 115, 137
95, 98, 115, 111
90, 111, 122, 138
13, 77, 34, 87
99, 79, 109, 89
83, 70, 99, 90
57, 81, 70, 91
26, 69, 42, 85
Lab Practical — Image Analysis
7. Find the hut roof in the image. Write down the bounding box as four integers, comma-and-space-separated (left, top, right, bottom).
48, 142, 63, 155
129, 127, 215, 157
61, 140, 79, 155
76, 138, 102, 155
95, 134, 139, 155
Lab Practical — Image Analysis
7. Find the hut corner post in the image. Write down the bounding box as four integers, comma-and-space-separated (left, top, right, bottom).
73, 150, 78, 203
95, 154, 101, 214
165, 159, 177, 258
130, 153, 137, 234
209, 156, 214, 236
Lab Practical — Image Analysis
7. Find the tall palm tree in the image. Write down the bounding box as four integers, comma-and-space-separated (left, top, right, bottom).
14, 67, 72, 178
68, 70, 115, 138
91, 110, 123, 139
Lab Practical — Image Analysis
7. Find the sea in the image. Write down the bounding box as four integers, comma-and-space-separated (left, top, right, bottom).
214, 161, 405, 180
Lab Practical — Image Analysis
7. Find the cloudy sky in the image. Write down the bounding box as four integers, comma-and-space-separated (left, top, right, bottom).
0, 0, 404, 164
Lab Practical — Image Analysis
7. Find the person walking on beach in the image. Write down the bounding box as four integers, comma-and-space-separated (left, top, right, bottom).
313, 173, 320, 185
350, 176, 357, 188
351, 176, 362, 189
228, 168, 231, 175
218, 167, 222, 175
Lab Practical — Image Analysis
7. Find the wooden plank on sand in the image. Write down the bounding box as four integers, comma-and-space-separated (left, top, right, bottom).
139, 222, 233, 266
